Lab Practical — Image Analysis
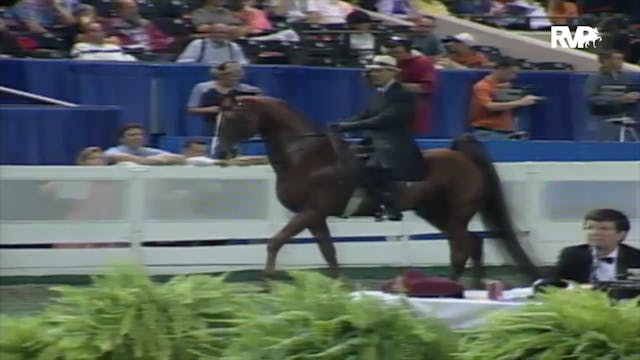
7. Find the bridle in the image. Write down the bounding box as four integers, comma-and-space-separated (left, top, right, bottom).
218, 100, 346, 158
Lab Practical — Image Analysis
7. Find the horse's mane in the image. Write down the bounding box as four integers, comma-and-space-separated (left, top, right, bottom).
238, 96, 322, 132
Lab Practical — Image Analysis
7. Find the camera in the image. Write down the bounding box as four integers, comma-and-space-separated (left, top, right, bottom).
493, 86, 542, 102
589, 84, 639, 116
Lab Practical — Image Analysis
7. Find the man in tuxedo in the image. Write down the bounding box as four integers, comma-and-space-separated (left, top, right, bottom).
553, 209, 640, 283
330, 55, 425, 221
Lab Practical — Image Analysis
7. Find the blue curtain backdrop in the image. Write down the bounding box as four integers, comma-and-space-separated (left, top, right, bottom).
1, 58, 639, 164
0, 106, 121, 165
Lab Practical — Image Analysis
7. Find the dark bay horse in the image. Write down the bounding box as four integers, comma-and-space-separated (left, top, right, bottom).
219, 96, 540, 287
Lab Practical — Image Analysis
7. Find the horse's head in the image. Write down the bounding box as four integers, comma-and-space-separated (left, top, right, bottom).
216, 95, 264, 151
218, 95, 321, 158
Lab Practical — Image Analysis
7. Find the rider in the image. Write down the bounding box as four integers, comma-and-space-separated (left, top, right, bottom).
330, 55, 426, 221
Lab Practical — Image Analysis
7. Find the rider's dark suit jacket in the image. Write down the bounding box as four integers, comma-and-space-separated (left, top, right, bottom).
341, 81, 425, 181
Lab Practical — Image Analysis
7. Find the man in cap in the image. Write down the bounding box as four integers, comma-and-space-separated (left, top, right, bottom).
442, 32, 490, 69
330, 55, 425, 221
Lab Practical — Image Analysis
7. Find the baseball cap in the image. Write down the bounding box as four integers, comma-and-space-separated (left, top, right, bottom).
443, 32, 476, 46
365, 55, 400, 70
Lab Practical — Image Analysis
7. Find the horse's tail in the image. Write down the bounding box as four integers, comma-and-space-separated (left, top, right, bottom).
450, 134, 540, 281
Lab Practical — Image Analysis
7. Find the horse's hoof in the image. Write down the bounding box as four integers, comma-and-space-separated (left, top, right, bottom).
261, 279, 273, 293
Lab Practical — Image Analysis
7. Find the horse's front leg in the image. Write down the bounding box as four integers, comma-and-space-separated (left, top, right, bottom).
265, 209, 320, 279
308, 219, 340, 279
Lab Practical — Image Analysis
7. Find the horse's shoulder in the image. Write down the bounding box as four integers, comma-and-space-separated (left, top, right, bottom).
240, 95, 283, 104
422, 148, 472, 163
421, 148, 456, 157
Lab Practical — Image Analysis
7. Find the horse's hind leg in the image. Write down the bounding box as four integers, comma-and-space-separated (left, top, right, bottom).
415, 207, 476, 285
308, 220, 341, 279
469, 233, 485, 289
265, 209, 320, 279
447, 222, 472, 283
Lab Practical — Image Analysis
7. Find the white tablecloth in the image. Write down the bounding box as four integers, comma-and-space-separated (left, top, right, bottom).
351, 291, 529, 329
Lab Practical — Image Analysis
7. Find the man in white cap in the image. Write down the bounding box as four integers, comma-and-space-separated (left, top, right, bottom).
442, 32, 490, 69
330, 55, 425, 221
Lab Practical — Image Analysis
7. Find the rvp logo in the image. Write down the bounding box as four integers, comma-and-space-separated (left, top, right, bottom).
551, 26, 602, 49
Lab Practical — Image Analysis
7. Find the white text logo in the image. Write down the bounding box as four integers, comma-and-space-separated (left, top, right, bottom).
550, 26, 602, 49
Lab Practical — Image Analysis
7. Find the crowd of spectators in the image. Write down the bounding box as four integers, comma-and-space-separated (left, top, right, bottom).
2, 0, 637, 65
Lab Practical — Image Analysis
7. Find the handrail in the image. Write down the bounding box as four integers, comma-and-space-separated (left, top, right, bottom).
0, 86, 78, 107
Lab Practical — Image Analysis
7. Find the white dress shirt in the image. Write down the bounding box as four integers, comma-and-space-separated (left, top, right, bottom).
593, 247, 618, 282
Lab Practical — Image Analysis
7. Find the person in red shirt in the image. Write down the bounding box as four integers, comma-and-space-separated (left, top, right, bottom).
384, 38, 437, 135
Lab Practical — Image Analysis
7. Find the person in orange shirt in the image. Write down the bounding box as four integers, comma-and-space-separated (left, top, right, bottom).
442, 32, 491, 69
547, 0, 578, 25
469, 57, 542, 140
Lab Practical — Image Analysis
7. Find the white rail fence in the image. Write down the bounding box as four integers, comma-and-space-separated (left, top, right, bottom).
1, 162, 638, 276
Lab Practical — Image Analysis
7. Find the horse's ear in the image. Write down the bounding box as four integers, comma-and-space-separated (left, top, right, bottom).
220, 94, 239, 110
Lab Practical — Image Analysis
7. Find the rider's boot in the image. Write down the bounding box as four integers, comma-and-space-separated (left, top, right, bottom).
366, 166, 402, 222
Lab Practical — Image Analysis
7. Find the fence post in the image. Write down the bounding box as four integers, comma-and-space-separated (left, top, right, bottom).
125, 165, 148, 266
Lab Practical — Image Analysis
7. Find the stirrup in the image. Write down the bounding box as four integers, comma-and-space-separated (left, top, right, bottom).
374, 207, 385, 222
385, 208, 403, 221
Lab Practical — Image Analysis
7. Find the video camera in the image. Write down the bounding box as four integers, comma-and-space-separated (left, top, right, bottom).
493, 86, 544, 102
589, 83, 639, 116
598, 84, 640, 99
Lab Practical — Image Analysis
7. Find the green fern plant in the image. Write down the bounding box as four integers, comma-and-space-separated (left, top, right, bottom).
0, 263, 252, 360
1, 266, 458, 360
0, 315, 55, 360
223, 271, 457, 360
455, 288, 640, 360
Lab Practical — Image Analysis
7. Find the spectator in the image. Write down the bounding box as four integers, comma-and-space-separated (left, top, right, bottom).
43, 147, 124, 248
228, 0, 273, 34
40, 146, 106, 197
72, 4, 119, 44
104, 0, 173, 53
597, 15, 637, 64
552, 209, 640, 284
488, 0, 551, 30
73, 3, 96, 32
70, 22, 137, 61
183, 137, 219, 165
442, 32, 490, 69
186, 61, 262, 157
104, 123, 185, 165
468, 57, 541, 140
6, 0, 75, 35
306, 0, 353, 24
75, 146, 106, 165
346, 10, 375, 60
268, 0, 309, 23
547, 0, 578, 25
584, 50, 640, 141
415, 0, 450, 15
176, 24, 248, 65
375, 0, 420, 19
409, 15, 445, 58
0, 19, 22, 57
190, 0, 243, 33
385, 38, 437, 135
450, 0, 492, 14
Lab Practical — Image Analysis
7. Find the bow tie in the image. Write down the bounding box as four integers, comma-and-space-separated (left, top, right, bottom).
598, 257, 614, 264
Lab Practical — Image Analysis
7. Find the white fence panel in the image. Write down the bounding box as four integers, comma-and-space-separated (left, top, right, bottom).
1, 162, 638, 276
